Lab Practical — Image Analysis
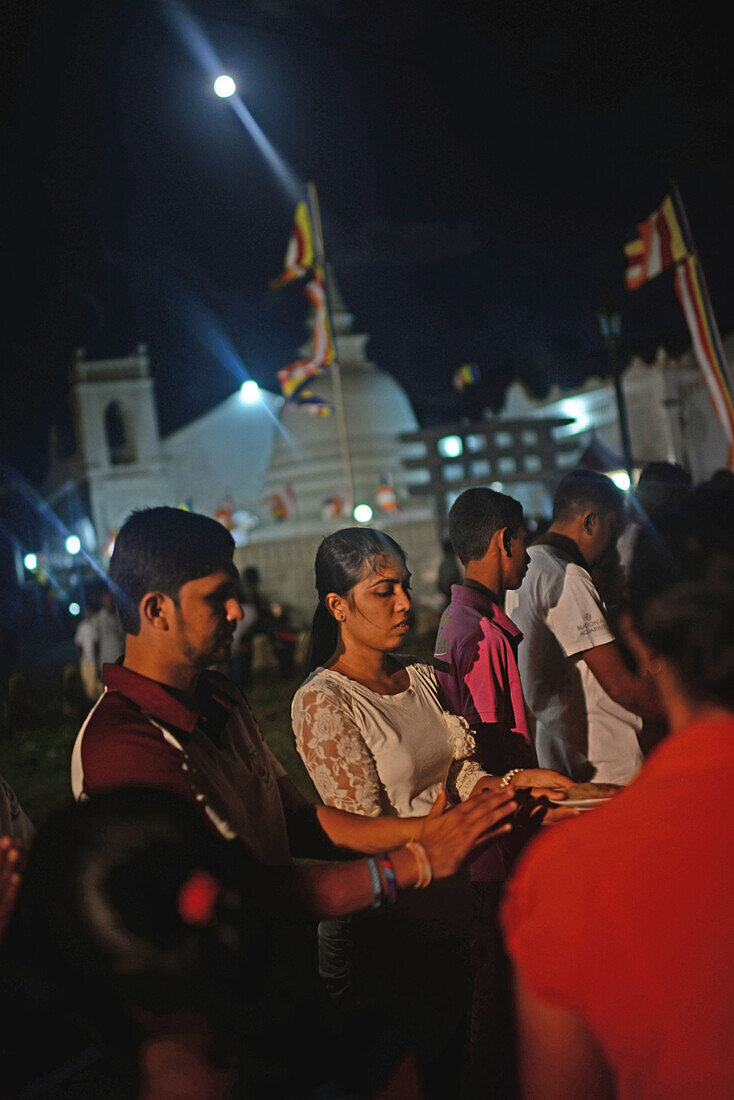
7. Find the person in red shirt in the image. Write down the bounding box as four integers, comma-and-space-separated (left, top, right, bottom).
502, 484, 734, 1099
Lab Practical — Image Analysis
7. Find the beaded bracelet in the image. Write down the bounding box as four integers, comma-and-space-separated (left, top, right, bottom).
499, 768, 524, 789
376, 853, 398, 905
365, 856, 384, 908
405, 839, 433, 888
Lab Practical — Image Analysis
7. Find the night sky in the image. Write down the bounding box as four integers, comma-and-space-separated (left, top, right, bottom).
3, 0, 733, 487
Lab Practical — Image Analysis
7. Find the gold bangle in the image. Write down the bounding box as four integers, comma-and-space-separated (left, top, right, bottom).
499, 768, 523, 789
405, 839, 433, 888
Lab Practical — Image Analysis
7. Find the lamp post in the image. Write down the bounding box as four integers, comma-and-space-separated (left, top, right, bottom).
598, 293, 633, 478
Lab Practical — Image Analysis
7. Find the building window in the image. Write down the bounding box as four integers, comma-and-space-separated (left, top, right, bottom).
497, 456, 517, 474
104, 401, 134, 465
465, 433, 486, 453
437, 435, 463, 458
494, 431, 513, 448
523, 454, 542, 472
470, 459, 491, 478
442, 463, 464, 482
521, 429, 538, 445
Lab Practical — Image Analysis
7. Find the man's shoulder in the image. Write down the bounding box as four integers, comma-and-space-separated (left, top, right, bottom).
81, 687, 168, 746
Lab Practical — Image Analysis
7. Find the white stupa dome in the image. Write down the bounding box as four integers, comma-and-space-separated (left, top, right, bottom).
261, 273, 423, 529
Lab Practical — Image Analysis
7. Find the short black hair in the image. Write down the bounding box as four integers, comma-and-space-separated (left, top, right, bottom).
552, 468, 624, 524
448, 488, 525, 565
109, 507, 235, 634
633, 461, 692, 515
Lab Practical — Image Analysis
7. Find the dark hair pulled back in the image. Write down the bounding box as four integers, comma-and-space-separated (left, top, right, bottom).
307, 528, 407, 671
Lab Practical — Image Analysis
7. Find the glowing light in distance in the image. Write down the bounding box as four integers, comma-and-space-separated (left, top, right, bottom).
437, 435, 463, 458
609, 470, 631, 491
68, 602, 81, 616
24, 553, 37, 571
66, 535, 81, 555
239, 379, 260, 404
353, 504, 373, 523
213, 74, 236, 98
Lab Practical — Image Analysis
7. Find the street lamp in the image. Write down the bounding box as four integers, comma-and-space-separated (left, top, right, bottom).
213, 74, 236, 98
597, 292, 633, 478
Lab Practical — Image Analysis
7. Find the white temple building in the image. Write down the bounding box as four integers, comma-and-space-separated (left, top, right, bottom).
46, 290, 439, 621
499, 335, 734, 484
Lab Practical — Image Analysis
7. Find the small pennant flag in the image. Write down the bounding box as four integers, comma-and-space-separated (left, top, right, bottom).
376, 474, 398, 512
270, 202, 315, 290
452, 363, 480, 391
295, 390, 333, 416
264, 483, 297, 521
322, 494, 351, 520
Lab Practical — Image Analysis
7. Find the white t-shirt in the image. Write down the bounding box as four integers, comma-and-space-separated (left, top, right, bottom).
506, 545, 642, 785
94, 607, 125, 667
292, 658, 486, 818
74, 618, 97, 664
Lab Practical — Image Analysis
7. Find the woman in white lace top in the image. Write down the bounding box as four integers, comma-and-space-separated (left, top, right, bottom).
291, 528, 507, 1094
293, 530, 493, 819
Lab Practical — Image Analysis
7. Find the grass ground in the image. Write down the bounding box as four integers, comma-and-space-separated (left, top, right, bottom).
0, 629, 435, 830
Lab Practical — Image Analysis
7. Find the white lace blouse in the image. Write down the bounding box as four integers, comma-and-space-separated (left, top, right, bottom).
292, 658, 488, 818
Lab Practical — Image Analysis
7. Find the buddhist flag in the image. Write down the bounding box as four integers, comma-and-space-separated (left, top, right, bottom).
277, 266, 335, 405
674, 255, 734, 467
624, 194, 689, 290
264, 483, 297, 521
376, 474, 398, 512
270, 202, 315, 289
452, 362, 480, 391
294, 390, 333, 416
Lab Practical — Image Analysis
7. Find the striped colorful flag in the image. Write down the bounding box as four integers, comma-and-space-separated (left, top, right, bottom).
624, 194, 689, 290
294, 390, 333, 416
674, 255, 734, 467
452, 362, 480, 391
264, 483, 297, 521
270, 201, 315, 290
277, 266, 335, 405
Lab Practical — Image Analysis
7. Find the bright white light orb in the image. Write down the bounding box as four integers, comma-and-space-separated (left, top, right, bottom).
66, 535, 82, 555
353, 504, 373, 523
68, 602, 81, 617
24, 553, 37, 571
214, 74, 236, 98
437, 435, 463, 458
609, 470, 631, 492
239, 379, 260, 404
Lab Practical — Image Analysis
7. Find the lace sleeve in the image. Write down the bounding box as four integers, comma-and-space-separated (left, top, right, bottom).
443, 712, 491, 802
292, 680, 383, 817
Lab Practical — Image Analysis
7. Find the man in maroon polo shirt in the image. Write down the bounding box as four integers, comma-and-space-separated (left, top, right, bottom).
71, 506, 518, 919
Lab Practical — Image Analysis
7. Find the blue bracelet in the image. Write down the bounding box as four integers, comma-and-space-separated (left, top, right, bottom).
365, 856, 384, 908
377, 853, 398, 905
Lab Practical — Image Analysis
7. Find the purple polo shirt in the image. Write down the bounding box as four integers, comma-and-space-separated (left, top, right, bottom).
434, 584, 530, 884
434, 584, 530, 743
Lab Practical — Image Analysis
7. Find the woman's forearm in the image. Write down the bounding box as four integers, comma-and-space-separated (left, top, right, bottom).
314, 803, 421, 853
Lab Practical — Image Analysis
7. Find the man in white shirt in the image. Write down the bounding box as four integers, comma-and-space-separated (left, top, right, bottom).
506, 470, 663, 784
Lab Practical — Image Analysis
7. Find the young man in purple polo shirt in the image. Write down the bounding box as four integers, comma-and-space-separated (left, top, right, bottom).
433, 487, 571, 1097
435, 487, 566, 783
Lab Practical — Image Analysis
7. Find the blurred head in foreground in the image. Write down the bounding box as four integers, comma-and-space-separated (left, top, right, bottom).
628, 485, 734, 716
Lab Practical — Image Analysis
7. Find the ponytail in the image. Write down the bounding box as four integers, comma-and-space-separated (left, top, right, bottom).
307, 602, 339, 673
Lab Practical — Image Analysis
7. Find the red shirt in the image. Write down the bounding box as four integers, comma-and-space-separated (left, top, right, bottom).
502, 714, 734, 1099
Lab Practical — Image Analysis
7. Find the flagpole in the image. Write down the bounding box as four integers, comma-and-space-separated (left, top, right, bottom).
306, 180, 356, 514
